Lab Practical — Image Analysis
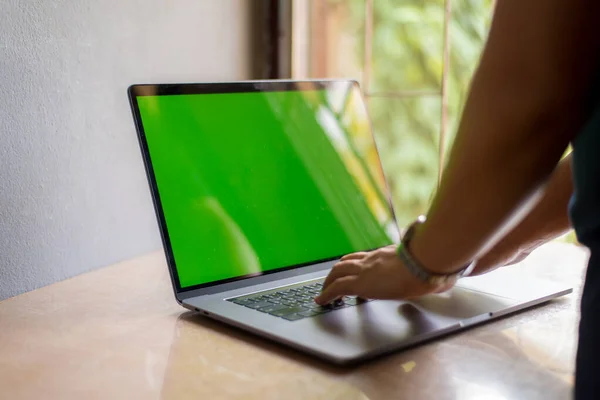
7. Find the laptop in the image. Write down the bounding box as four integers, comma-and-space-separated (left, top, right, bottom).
127, 79, 572, 365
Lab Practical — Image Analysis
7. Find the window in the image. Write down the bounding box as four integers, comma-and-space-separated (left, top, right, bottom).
289, 0, 495, 226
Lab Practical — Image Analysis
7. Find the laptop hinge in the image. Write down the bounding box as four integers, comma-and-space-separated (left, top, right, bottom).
176, 260, 334, 301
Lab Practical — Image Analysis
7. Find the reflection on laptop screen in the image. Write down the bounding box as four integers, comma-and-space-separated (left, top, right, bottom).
137, 83, 399, 289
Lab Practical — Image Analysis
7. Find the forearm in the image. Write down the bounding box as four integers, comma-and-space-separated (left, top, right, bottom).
496, 155, 573, 247
409, 1, 600, 273
471, 155, 574, 275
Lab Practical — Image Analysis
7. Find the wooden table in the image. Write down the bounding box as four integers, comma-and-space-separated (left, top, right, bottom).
0, 242, 589, 400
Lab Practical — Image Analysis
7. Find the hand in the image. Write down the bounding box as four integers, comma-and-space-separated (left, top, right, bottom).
315, 245, 454, 305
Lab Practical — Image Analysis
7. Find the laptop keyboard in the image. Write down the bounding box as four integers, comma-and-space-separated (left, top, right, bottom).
226, 280, 368, 321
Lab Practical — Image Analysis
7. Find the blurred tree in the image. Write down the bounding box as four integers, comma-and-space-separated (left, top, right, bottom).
325, 0, 494, 226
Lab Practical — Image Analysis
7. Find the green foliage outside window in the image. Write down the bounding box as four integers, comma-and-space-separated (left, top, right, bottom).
327, 0, 494, 226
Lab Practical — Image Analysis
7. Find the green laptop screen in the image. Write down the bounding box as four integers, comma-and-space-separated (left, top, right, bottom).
137, 85, 398, 289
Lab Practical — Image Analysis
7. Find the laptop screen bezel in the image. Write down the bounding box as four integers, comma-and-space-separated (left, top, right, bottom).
128, 80, 397, 296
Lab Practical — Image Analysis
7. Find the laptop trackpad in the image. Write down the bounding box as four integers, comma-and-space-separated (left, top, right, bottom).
408, 286, 517, 321
353, 287, 518, 341
305, 288, 516, 342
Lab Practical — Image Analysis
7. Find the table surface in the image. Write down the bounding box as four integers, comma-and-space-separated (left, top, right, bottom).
0, 242, 589, 400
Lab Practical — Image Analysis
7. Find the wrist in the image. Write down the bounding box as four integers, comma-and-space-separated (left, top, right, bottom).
398, 216, 475, 284
408, 219, 474, 275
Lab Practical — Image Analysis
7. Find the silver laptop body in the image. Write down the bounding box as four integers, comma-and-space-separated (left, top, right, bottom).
128, 80, 572, 365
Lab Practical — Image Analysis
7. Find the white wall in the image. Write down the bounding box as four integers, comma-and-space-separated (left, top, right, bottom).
0, 0, 253, 300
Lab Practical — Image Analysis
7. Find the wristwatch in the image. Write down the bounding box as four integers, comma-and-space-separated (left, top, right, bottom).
396, 215, 475, 285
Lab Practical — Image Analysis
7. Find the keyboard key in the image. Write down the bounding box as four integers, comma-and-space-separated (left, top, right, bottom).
344, 297, 359, 306
245, 301, 272, 309
282, 313, 304, 321
299, 310, 320, 317
258, 304, 288, 313
300, 302, 320, 309
231, 298, 254, 306
270, 306, 308, 317
312, 306, 333, 314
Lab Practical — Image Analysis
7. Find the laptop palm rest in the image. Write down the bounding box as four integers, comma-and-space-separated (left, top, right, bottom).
191, 269, 571, 364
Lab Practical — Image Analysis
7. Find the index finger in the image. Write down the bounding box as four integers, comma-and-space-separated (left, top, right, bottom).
315, 275, 360, 305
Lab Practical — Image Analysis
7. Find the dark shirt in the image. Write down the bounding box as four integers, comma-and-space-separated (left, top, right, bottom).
569, 73, 600, 399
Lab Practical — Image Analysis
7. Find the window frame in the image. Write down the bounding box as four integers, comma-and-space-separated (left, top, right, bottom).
280, 0, 456, 185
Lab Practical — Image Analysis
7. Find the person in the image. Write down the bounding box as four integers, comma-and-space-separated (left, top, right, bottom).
314, 1, 600, 397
